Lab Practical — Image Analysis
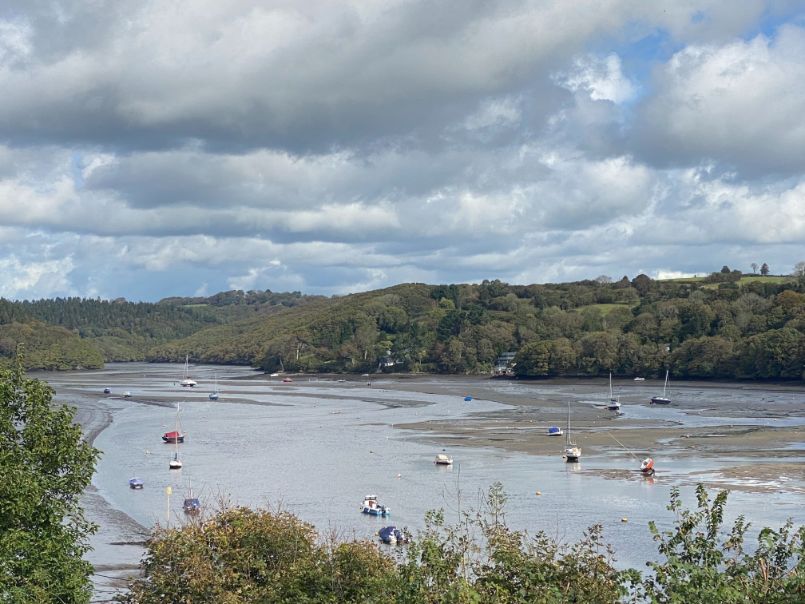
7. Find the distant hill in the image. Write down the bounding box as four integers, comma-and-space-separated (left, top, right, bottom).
1, 273, 803, 379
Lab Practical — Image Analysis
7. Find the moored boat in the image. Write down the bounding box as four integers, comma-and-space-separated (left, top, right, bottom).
547, 425, 563, 436
563, 402, 581, 462
378, 526, 408, 545
103, 387, 111, 394
128, 477, 144, 489
361, 495, 390, 516
434, 453, 453, 465
607, 373, 621, 411
650, 370, 671, 405
162, 430, 184, 443
180, 354, 197, 387
640, 457, 655, 476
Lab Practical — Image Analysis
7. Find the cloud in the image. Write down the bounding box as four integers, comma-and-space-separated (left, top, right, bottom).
633, 25, 805, 175
0, 254, 75, 298
0, 2, 803, 300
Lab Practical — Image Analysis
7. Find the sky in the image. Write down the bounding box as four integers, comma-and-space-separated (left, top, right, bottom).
1, 1, 804, 301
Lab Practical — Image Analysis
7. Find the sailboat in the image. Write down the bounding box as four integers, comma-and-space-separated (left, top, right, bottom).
162, 403, 185, 443
183, 480, 200, 515
607, 373, 621, 411
208, 373, 219, 401
180, 355, 197, 387
563, 402, 581, 462
651, 370, 671, 405
168, 404, 183, 470
169, 443, 183, 470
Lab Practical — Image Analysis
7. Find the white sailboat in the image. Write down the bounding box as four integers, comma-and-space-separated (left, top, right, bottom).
607, 373, 621, 411
651, 370, 671, 405
180, 355, 197, 387
208, 373, 219, 401
563, 402, 581, 462
169, 404, 183, 470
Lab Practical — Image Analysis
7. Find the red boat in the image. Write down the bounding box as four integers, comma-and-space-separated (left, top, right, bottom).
162, 430, 184, 443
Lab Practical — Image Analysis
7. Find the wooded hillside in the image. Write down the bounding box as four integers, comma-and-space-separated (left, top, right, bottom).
2, 272, 804, 379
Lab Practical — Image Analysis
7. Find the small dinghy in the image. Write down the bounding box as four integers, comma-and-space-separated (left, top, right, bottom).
103, 387, 111, 394
547, 425, 563, 436
378, 526, 409, 545
640, 457, 655, 476
361, 494, 390, 516
434, 453, 453, 465
128, 477, 144, 489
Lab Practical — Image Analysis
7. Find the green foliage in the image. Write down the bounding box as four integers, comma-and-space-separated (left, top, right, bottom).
121, 506, 398, 603
123, 484, 803, 603
643, 485, 804, 603
0, 353, 100, 602
0, 321, 104, 370
3, 268, 805, 379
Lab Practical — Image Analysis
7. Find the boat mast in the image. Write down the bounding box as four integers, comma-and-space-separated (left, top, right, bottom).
565, 402, 571, 445
663, 370, 669, 396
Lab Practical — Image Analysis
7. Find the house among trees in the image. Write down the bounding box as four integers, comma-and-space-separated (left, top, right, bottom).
493, 351, 517, 377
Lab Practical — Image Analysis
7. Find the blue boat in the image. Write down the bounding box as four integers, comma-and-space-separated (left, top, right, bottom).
463, 395, 473, 402
128, 477, 144, 489
378, 526, 408, 545
547, 426, 563, 436
361, 495, 390, 517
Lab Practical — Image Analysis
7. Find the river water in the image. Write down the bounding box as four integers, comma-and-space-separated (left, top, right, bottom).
40, 363, 804, 597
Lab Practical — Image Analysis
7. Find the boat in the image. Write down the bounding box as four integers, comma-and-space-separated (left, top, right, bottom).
162, 403, 185, 443
183, 482, 201, 515
103, 387, 111, 394
634, 377, 645, 381
378, 526, 408, 545
162, 430, 184, 443
607, 373, 621, 411
563, 402, 581, 462
123, 391, 132, 398
128, 477, 144, 489
361, 494, 390, 516
650, 370, 671, 405
209, 373, 219, 401
180, 355, 197, 387
282, 377, 293, 383
463, 395, 473, 402
169, 451, 183, 470
547, 425, 563, 436
434, 453, 453, 465
640, 457, 655, 476
168, 404, 184, 469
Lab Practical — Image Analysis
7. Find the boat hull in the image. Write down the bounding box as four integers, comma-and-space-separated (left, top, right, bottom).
362, 507, 390, 516
650, 397, 671, 405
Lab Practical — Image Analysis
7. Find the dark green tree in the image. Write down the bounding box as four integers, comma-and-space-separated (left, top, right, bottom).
0, 352, 100, 602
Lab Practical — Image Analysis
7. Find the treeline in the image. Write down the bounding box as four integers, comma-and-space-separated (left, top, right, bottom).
121, 484, 803, 603
0, 290, 319, 369
153, 273, 805, 381
2, 273, 804, 378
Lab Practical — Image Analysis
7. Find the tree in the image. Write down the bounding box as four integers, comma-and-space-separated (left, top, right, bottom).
761, 262, 770, 276
0, 351, 100, 602
751, 262, 759, 274
643, 485, 804, 603
721, 265, 732, 274
793, 261, 805, 278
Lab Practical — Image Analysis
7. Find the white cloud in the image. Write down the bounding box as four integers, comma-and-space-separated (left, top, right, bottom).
0, 254, 75, 298
558, 53, 636, 103
635, 25, 805, 174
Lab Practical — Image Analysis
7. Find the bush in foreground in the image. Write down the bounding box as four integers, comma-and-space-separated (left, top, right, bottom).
122, 484, 803, 603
